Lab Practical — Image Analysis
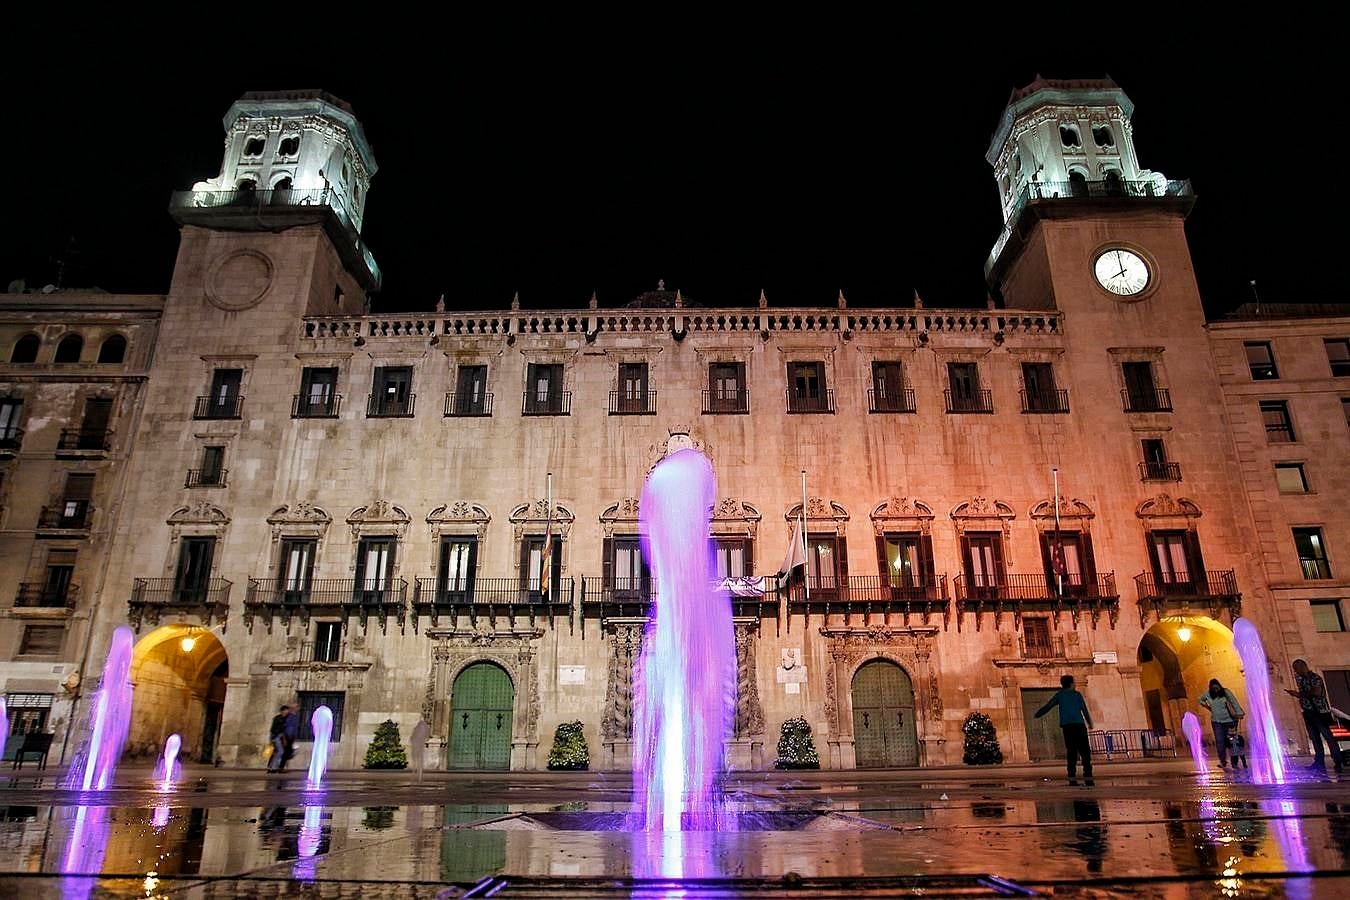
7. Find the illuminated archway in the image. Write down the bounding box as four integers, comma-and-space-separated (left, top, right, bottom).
1136, 616, 1242, 742
129, 625, 228, 763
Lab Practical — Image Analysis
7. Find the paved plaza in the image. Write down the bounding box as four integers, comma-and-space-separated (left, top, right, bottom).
1, 758, 1348, 897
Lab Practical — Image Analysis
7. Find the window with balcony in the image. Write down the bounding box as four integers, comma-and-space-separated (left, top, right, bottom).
313, 621, 342, 662
279, 538, 316, 604
4, 693, 52, 737
175, 537, 217, 603
613, 363, 652, 414
369, 366, 414, 417
297, 691, 344, 741
521, 532, 562, 597
524, 363, 567, 415
706, 362, 748, 413
1276, 463, 1310, 493
714, 538, 753, 581
448, 365, 491, 416
295, 367, 340, 418
961, 532, 1005, 599
0, 398, 23, 450
1022, 616, 1056, 658
45, 473, 94, 529
1021, 362, 1067, 413
354, 537, 396, 602
878, 532, 936, 597
1122, 361, 1169, 412
1260, 400, 1295, 442
30, 550, 76, 609
604, 536, 650, 600
64, 397, 112, 451
1294, 527, 1332, 579
787, 362, 831, 413
197, 369, 243, 419
869, 361, 913, 413
806, 534, 846, 593
186, 446, 226, 488
1040, 530, 1098, 598
97, 335, 126, 364
1245, 342, 1278, 380
10, 334, 39, 364
1326, 339, 1350, 377
54, 334, 83, 364
437, 536, 477, 600
1140, 438, 1180, 481
19, 625, 64, 656
1311, 600, 1345, 633
1148, 530, 1205, 590
946, 363, 991, 413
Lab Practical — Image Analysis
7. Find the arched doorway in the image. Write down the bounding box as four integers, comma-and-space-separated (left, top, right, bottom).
129, 625, 228, 763
851, 659, 918, 767
449, 662, 514, 770
1137, 617, 1242, 744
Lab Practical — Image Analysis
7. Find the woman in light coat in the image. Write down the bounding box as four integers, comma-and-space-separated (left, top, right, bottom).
1198, 678, 1245, 768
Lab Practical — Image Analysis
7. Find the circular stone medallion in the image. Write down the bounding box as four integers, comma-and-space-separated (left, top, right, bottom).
205, 249, 274, 311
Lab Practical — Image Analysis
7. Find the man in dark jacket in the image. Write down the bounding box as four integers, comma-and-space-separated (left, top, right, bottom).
1285, 658, 1344, 772
1036, 674, 1095, 782
267, 705, 290, 773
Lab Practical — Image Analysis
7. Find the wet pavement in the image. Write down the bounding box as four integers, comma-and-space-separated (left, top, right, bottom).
2, 759, 1348, 897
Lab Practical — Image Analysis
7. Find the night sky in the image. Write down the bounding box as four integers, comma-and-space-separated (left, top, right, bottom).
2, 31, 1335, 319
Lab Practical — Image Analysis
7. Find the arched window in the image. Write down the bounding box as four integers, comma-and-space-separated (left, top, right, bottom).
271, 176, 293, 206
1060, 125, 1081, 149
1092, 125, 1115, 148
1104, 169, 1123, 195
10, 333, 40, 363
1069, 170, 1088, 198
98, 334, 127, 364
236, 177, 257, 192
54, 334, 83, 363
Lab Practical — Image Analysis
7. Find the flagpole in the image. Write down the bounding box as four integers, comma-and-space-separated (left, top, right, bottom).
1053, 467, 1062, 599
801, 469, 810, 601
544, 472, 552, 595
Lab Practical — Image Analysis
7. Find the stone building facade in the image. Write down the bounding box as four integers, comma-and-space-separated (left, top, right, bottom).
2, 81, 1347, 772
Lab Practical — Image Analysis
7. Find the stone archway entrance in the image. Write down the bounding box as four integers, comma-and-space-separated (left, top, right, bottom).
1137, 617, 1242, 745
129, 625, 228, 763
449, 662, 515, 770
850, 659, 918, 767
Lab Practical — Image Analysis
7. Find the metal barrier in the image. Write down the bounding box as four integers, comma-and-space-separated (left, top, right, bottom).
1088, 728, 1177, 759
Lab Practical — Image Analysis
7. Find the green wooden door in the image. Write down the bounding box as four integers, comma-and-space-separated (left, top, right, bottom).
1021, 688, 1066, 761
851, 660, 918, 767
449, 663, 514, 770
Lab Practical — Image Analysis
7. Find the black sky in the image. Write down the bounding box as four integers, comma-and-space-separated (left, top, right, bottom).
1, 28, 1337, 318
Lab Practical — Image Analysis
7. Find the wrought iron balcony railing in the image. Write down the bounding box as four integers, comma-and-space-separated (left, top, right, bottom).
945, 389, 994, 414
609, 391, 657, 415
1121, 388, 1173, 413
581, 575, 781, 626
1020, 389, 1070, 414
194, 396, 243, 419
185, 468, 228, 488
244, 577, 408, 632
867, 388, 916, 414
1134, 569, 1241, 627
292, 393, 342, 418
57, 428, 112, 451
786, 389, 834, 414
1019, 636, 1066, 659
1139, 461, 1182, 482
780, 574, 950, 629
954, 572, 1120, 629
14, 583, 79, 610
297, 640, 346, 664
366, 393, 416, 417
444, 392, 494, 417
412, 576, 575, 630
522, 392, 571, 415
702, 389, 749, 414
129, 577, 232, 628
37, 504, 91, 530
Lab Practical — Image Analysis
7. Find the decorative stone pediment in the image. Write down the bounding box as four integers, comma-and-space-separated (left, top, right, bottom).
647, 425, 709, 473
950, 497, 1015, 535
870, 497, 935, 536
426, 502, 491, 542
785, 498, 849, 536
509, 501, 575, 542
168, 501, 230, 527
599, 498, 641, 538
346, 500, 411, 539
710, 498, 761, 539
1029, 497, 1095, 533
266, 501, 332, 542
1136, 493, 1202, 522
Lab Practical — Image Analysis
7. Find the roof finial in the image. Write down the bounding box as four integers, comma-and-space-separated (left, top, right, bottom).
435, 294, 445, 313
657, 278, 665, 291
913, 288, 924, 309
588, 291, 598, 310
511, 291, 520, 311
674, 289, 684, 309
837, 289, 847, 309
758, 288, 768, 309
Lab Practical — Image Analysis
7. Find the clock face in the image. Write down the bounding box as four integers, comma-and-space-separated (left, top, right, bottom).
1094, 248, 1150, 296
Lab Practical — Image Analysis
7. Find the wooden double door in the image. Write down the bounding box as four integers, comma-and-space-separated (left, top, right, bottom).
851, 660, 919, 767
448, 662, 515, 770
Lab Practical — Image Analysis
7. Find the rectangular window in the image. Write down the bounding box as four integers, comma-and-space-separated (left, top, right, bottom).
1326, 339, 1350, 377
202, 368, 243, 418
438, 536, 477, 598
313, 621, 343, 662
1023, 617, 1053, 657
1021, 362, 1062, 412
296, 691, 345, 742
454, 365, 489, 415
1150, 531, 1192, 585
617, 363, 649, 413
79, 397, 113, 446
297, 367, 339, 417
1276, 463, 1310, 493
19, 625, 64, 656
0, 398, 22, 446
1344, 398, 1350, 428
524, 363, 566, 414
279, 538, 316, 603
1122, 361, 1165, 411
713, 538, 751, 580
787, 361, 828, 412
1245, 341, 1279, 380
1294, 527, 1332, 579
370, 366, 413, 417
354, 537, 396, 601
962, 532, 1005, 598
1311, 600, 1346, 633
61, 473, 95, 527
522, 533, 561, 595
607, 536, 650, 598
176, 537, 216, 602
879, 532, 936, 597
42, 550, 76, 606
708, 363, 747, 412
946, 363, 990, 412
1260, 400, 1296, 442
807, 534, 844, 591
198, 446, 225, 485
1140, 438, 1177, 480
4, 693, 53, 742
870, 361, 911, 412
1040, 530, 1095, 596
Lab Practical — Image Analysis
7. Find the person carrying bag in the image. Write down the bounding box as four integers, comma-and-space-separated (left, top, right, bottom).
1198, 678, 1244, 769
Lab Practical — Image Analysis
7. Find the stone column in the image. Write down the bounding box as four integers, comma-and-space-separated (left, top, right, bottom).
219, 676, 252, 766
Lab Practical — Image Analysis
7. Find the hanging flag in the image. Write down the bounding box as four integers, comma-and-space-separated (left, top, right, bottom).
777, 522, 807, 590
539, 516, 553, 599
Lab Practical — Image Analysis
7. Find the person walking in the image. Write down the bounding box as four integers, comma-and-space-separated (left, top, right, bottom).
266, 705, 290, 773
279, 705, 299, 772
1284, 659, 1344, 772
1197, 678, 1245, 769
1035, 674, 1095, 782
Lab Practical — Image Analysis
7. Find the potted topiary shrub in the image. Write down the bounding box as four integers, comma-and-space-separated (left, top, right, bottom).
774, 716, 821, 769
546, 721, 590, 771
961, 712, 1005, 765
363, 719, 409, 769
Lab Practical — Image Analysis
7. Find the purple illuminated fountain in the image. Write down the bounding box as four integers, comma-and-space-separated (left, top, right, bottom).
154, 733, 182, 790
1233, 618, 1288, 784
307, 705, 333, 788
0, 697, 8, 761
1181, 712, 1207, 774
65, 625, 135, 791
635, 449, 736, 832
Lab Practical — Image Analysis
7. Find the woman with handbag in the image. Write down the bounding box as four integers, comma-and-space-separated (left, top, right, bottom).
1198, 678, 1245, 769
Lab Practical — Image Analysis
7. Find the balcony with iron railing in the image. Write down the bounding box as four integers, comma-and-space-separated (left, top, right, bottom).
297, 640, 346, 664
702, 389, 749, 414
945, 389, 994, 414
412, 577, 575, 630
168, 186, 381, 289
1134, 569, 1241, 627
56, 428, 112, 454
867, 388, 916, 414
522, 392, 571, 416
1121, 388, 1173, 413
367, 393, 416, 418
1020, 389, 1070, 414
244, 577, 409, 631
781, 574, 950, 629
444, 392, 494, 417
194, 396, 243, 419
581, 575, 781, 628
1019, 635, 1066, 659
0, 425, 23, 455
954, 572, 1120, 629
37, 503, 91, 531
292, 393, 342, 418
129, 577, 232, 628
786, 389, 834, 414
609, 391, 658, 415
185, 468, 228, 488
13, 583, 79, 611
1139, 461, 1182, 482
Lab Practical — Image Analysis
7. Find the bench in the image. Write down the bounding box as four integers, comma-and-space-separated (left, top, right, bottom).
11, 732, 53, 770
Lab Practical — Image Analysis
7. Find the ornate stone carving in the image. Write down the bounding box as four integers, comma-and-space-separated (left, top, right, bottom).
785, 498, 849, 535
1029, 497, 1095, 529
819, 626, 942, 735
347, 500, 411, 539
599, 498, 641, 537
1136, 493, 1203, 520
266, 502, 332, 542
710, 498, 761, 539
950, 497, 1016, 563
509, 501, 575, 543
427, 502, 491, 542
168, 501, 230, 527
424, 628, 545, 755
734, 621, 765, 737
601, 623, 644, 742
